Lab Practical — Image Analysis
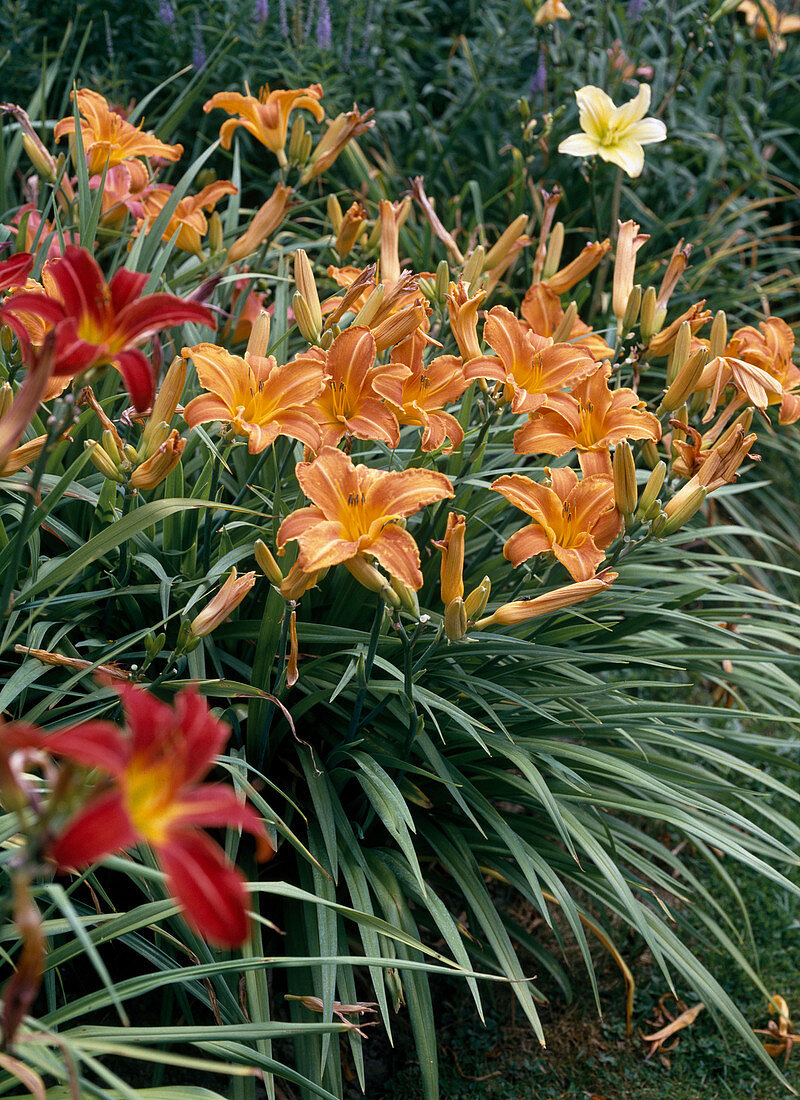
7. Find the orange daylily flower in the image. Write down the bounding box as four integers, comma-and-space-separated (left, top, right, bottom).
55, 89, 183, 175
720, 318, 800, 424
277, 447, 453, 590
695, 322, 785, 423
386, 330, 470, 453
299, 325, 409, 448
135, 181, 238, 255
492, 467, 620, 581
542, 240, 611, 295
738, 0, 800, 52
468, 305, 595, 414
91, 160, 159, 229
189, 568, 257, 638
300, 105, 375, 184
204, 84, 325, 167
514, 362, 661, 459
645, 301, 711, 357
671, 414, 758, 486
227, 183, 293, 266
182, 342, 325, 453
521, 282, 614, 361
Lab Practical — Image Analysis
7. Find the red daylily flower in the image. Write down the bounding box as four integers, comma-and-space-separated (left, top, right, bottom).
43, 684, 272, 947
4, 246, 215, 410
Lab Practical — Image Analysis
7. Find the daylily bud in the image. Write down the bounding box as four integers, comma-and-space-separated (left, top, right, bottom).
288, 116, 307, 165
658, 346, 708, 414
484, 215, 529, 271
660, 480, 707, 535
655, 240, 692, 314
344, 555, 400, 606
189, 568, 257, 638
294, 249, 322, 334
542, 221, 565, 280
620, 284, 642, 337
444, 597, 468, 641
462, 246, 485, 285
102, 429, 124, 467
545, 239, 611, 293
130, 430, 185, 490
0, 382, 14, 420
613, 440, 637, 517
372, 304, 426, 354
335, 201, 368, 259
246, 310, 271, 359
254, 539, 285, 587
418, 277, 436, 302
0, 436, 47, 477
434, 512, 466, 605
379, 197, 411, 284
227, 183, 292, 265
208, 211, 223, 254
434, 259, 450, 302
636, 460, 667, 520
300, 131, 313, 166
710, 310, 727, 361
390, 575, 420, 618
140, 356, 186, 459
353, 283, 386, 327
300, 106, 375, 184
475, 573, 617, 629
551, 300, 578, 344
21, 132, 57, 182
613, 220, 649, 323
85, 440, 125, 482
327, 193, 344, 233
0, 327, 13, 356
641, 440, 661, 469
293, 292, 322, 345
463, 576, 491, 621
666, 321, 692, 385
639, 286, 658, 342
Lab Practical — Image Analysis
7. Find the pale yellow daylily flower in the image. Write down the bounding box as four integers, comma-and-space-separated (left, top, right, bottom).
558, 84, 666, 178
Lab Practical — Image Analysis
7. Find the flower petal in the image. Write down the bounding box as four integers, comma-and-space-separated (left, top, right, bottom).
599, 138, 645, 178
158, 829, 251, 946
625, 118, 667, 146
558, 133, 601, 158
575, 86, 616, 138
368, 525, 424, 590
49, 789, 137, 870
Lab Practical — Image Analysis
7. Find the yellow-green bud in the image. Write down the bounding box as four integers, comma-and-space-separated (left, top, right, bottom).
658, 346, 708, 414
666, 320, 692, 385
709, 310, 727, 360
463, 576, 491, 621
613, 440, 637, 517
353, 283, 386, 327
639, 286, 658, 343
542, 221, 565, 280
293, 292, 322, 345
85, 440, 125, 482
620, 284, 642, 337
462, 246, 485, 285
660, 483, 707, 535
254, 539, 284, 587
435, 259, 450, 302
444, 597, 468, 642
327, 193, 343, 233
552, 301, 578, 344
636, 461, 666, 520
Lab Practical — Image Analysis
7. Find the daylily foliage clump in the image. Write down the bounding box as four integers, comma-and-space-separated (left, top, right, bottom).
1, 67, 799, 1100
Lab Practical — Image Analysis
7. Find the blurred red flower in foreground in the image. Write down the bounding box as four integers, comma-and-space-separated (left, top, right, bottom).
43, 683, 272, 946
4, 245, 215, 410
